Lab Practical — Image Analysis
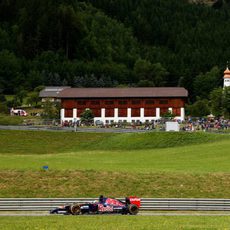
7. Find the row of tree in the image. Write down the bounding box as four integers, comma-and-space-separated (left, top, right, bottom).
187, 86, 230, 118
0, 0, 230, 117
87, 0, 230, 97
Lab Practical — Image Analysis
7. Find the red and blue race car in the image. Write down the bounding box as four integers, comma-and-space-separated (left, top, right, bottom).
50, 195, 141, 215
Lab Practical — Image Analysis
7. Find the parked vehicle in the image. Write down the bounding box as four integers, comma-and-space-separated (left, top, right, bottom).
10, 108, 28, 116
50, 196, 141, 215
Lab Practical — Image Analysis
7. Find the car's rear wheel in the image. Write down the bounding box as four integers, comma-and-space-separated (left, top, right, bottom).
70, 204, 81, 215
128, 204, 139, 215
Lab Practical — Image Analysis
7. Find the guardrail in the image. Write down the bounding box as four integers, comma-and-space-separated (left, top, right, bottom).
0, 198, 230, 211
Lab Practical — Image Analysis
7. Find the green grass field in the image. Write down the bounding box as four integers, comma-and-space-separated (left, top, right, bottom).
0, 130, 230, 198
1, 130, 230, 229
1, 130, 229, 154
0, 140, 229, 172
1, 216, 230, 230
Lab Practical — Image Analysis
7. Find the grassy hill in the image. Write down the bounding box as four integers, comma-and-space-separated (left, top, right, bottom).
0, 130, 229, 198
0, 130, 229, 154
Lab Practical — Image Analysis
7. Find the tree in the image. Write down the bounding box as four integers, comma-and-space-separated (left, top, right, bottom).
34, 85, 45, 93
209, 86, 230, 118
0, 102, 8, 114
15, 89, 28, 105
186, 99, 210, 117
42, 100, 60, 119
57, 4, 85, 59
9, 96, 21, 108
134, 59, 153, 82
0, 27, 10, 51
27, 92, 40, 107
209, 88, 223, 117
193, 66, 221, 99
26, 86, 44, 107
161, 110, 176, 119
80, 109, 94, 126
0, 50, 20, 94
134, 59, 168, 86
3, 0, 230, 101
26, 71, 44, 90
137, 79, 154, 87
0, 93, 9, 113
0, 94, 6, 102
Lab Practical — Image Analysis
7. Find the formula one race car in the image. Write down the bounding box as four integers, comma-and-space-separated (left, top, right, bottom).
50, 195, 141, 215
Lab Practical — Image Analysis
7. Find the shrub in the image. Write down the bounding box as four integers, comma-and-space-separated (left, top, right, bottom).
0, 102, 8, 114
0, 114, 23, 125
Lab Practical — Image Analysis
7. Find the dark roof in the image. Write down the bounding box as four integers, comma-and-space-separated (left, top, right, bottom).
57, 87, 188, 98
39, 86, 71, 98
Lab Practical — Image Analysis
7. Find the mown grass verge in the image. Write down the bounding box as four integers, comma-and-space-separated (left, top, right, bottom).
0, 130, 229, 154
1, 170, 230, 198
0, 139, 229, 173
1, 216, 230, 230
0, 130, 229, 198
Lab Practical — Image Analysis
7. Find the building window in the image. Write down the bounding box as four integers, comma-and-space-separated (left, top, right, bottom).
91, 109, 101, 117
144, 108, 156, 117
78, 100, 86, 105
105, 108, 114, 117
105, 100, 114, 105
160, 108, 168, 115
118, 100, 127, 105
65, 109, 73, 118
77, 109, 85, 117
159, 100, 168, 105
131, 108, 140, 117
132, 100, 141, 105
62, 99, 76, 108
145, 100, 155, 105
91, 101, 100, 105
173, 108, 181, 116
118, 108, 127, 117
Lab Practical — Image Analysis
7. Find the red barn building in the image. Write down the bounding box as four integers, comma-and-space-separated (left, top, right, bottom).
58, 87, 188, 124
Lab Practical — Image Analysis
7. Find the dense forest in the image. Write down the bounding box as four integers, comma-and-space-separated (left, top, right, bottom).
1, 0, 230, 102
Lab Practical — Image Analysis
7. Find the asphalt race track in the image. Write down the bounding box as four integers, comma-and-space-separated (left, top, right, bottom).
1, 212, 230, 216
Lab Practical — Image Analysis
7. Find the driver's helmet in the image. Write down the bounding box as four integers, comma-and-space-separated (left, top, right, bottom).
125, 197, 130, 204
99, 195, 104, 203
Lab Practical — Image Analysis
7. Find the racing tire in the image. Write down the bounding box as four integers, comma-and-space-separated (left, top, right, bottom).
128, 204, 139, 215
70, 204, 81, 215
